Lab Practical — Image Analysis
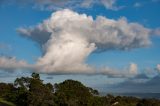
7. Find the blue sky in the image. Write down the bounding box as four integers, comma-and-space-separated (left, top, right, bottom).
0, 0, 160, 92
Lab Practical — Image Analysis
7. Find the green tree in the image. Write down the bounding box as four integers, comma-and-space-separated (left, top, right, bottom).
13, 73, 55, 106
31, 72, 40, 80
54, 79, 95, 106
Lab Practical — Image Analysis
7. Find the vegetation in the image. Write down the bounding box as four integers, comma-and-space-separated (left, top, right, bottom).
0, 73, 160, 106
0, 98, 16, 106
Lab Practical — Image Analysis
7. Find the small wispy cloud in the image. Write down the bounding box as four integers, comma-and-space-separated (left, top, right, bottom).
0, 0, 123, 11
156, 64, 160, 73
0, 43, 12, 56
0, 43, 12, 51
134, 2, 142, 8
152, 0, 160, 3
151, 28, 160, 36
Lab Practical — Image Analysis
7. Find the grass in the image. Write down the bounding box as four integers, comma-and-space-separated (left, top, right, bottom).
0, 98, 16, 106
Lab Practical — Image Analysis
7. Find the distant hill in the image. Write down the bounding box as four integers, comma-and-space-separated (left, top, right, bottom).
101, 75, 160, 93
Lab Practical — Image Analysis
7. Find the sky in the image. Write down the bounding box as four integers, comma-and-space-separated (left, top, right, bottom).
0, 0, 160, 93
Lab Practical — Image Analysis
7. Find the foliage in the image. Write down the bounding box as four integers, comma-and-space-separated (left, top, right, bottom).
0, 73, 160, 106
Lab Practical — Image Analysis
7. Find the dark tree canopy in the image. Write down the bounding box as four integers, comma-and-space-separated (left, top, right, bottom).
0, 73, 160, 106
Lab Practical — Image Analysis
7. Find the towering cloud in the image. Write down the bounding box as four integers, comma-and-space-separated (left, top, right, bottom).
18, 9, 151, 50
17, 9, 151, 74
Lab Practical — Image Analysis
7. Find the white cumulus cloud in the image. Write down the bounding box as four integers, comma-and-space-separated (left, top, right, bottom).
129, 63, 138, 75
18, 9, 151, 51
0, 9, 157, 78
17, 9, 151, 75
0, 56, 139, 78
0, 56, 31, 71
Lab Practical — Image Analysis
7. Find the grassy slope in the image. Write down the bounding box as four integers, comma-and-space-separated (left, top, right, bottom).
0, 98, 16, 106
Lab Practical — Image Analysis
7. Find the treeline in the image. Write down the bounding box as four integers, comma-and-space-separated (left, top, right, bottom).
0, 73, 160, 106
